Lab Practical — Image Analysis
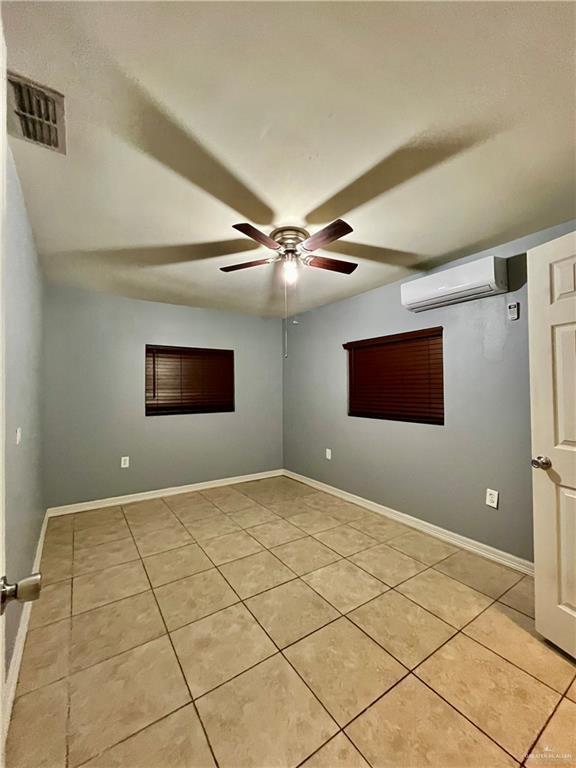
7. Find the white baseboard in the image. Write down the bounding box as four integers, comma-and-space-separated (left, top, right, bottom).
3, 511, 49, 739
45, 466, 534, 576
46, 469, 284, 517
284, 470, 534, 576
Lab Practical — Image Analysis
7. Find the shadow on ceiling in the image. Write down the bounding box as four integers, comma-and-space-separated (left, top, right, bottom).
62, 27, 542, 285
324, 240, 421, 268
94, 53, 275, 225
411, 215, 575, 276
52, 239, 260, 269
305, 130, 496, 225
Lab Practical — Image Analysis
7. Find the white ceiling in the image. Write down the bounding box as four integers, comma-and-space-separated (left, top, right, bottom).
3, 1, 575, 316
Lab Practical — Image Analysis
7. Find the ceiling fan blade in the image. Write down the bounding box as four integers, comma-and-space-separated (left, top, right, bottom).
232, 223, 282, 251
300, 219, 353, 253
305, 256, 358, 274
220, 258, 273, 273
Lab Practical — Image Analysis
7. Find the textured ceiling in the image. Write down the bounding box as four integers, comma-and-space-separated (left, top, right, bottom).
3, 1, 575, 316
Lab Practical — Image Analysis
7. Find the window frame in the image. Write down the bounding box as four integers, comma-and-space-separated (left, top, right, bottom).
145, 344, 235, 417
343, 327, 444, 425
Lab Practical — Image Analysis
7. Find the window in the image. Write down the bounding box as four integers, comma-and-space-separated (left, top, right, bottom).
145, 345, 234, 416
343, 327, 444, 425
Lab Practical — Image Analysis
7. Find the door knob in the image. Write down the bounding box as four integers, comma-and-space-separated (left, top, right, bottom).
0, 573, 42, 615
531, 456, 552, 470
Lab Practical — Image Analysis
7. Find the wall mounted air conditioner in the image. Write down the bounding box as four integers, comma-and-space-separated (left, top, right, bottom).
401, 256, 508, 312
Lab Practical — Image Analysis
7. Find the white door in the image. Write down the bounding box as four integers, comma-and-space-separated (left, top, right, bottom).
528, 231, 576, 658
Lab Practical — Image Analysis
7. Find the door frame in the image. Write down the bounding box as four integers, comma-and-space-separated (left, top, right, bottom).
0, 11, 8, 762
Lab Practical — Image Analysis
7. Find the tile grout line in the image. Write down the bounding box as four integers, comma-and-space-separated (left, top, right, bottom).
217, 474, 576, 760
403, 590, 561, 764
38, 502, 218, 768
196, 493, 430, 767
36, 540, 367, 679
497, 575, 536, 619
188, 645, 279, 703
328, 574, 523, 764
181, 521, 309, 765
46, 497, 543, 677
256, 518, 565, 764
292, 731, 365, 768
120, 486, 541, 759
310, 587, 523, 765
139, 482, 549, 764
50, 512, 470, 608
343, 546, 550, 691
19, 546, 564, 736
119, 502, 223, 768
36, 502, 546, 665
520, 670, 576, 766
391, 577, 570, 698
73, 702, 193, 768
195, 523, 354, 766
32, 484, 553, 768
411, 674, 521, 764
66, 515, 77, 768
23, 485, 322, 762
302, 573, 389, 618
221, 587, 347, 763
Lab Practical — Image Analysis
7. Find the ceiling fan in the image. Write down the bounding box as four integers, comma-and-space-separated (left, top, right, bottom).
220, 219, 357, 285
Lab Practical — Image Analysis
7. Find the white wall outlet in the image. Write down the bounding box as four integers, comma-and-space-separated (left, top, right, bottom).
15, 427, 22, 446
486, 488, 499, 508
325, 448, 332, 460
121, 456, 130, 469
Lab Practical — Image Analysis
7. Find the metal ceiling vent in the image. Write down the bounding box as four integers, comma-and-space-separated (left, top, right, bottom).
7, 71, 66, 154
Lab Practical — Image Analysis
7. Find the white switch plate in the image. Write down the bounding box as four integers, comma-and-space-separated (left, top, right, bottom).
485, 488, 499, 508
15, 427, 22, 446
325, 448, 332, 460
121, 456, 130, 469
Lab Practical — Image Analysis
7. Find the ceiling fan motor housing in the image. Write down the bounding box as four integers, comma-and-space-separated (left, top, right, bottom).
270, 226, 310, 253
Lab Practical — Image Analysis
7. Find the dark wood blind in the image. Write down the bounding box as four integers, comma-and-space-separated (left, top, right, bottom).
343, 327, 444, 425
145, 345, 234, 416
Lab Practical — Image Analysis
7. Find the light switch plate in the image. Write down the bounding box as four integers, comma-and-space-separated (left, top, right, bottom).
507, 302, 519, 321
121, 456, 130, 469
485, 488, 499, 508
325, 448, 332, 460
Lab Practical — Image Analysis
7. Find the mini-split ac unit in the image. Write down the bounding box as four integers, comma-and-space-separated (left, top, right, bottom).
401, 256, 508, 312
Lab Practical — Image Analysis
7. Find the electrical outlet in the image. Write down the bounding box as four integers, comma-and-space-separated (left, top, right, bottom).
325, 448, 332, 460
485, 488, 499, 509
121, 456, 130, 469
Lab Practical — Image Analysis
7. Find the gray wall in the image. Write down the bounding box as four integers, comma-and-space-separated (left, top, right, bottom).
284, 220, 576, 561
4, 149, 45, 665
43, 285, 283, 507
31, 213, 576, 565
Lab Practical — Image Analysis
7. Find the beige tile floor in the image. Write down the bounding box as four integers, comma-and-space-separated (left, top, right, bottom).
7, 477, 576, 768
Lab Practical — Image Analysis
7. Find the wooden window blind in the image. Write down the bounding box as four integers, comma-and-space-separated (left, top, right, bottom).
343, 327, 444, 425
145, 345, 234, 416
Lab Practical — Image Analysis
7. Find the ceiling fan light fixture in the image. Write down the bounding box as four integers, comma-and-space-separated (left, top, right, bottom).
224, 220, 357, 277
283, 259, 299, 286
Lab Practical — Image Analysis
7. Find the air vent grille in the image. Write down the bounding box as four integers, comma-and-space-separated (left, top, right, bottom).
7, 72, 66, 154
